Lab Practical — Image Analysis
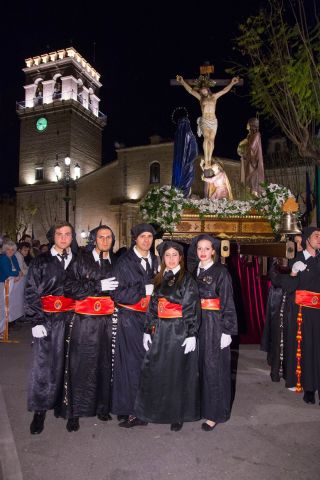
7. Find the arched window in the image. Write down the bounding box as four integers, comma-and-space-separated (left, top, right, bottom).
34, 78, 44, 106
52, 74, 62, 100
149, 162, 160, 184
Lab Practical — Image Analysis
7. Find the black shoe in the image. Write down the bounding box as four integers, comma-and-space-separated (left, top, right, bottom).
30, 411, 46, 435
117, 415, 129, 422
54, 407, 61, 418
118, 416, 148, 428
66, 417, 80, 432
303, 391, 315, 404
201, 421, 218, 432
170, 422, 183, 432
97, 413, 112, 421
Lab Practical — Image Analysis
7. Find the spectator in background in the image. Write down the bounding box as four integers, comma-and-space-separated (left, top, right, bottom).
40, 244, 49, 253
0, 240, 24, 334
32, 239, 41, 257
16, 242, 30, 275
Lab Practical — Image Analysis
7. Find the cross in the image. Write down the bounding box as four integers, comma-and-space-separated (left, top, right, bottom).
170, 62, 243, 87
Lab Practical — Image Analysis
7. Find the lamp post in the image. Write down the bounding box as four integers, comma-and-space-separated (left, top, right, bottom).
54, 154, 81, 222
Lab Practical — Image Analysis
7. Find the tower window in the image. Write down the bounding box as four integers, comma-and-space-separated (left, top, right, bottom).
149, 162, 160, 184
35, 167, 44, 181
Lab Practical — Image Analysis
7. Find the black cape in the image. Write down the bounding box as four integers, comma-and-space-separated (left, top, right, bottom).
25, 251, 76, 412
134, 270, 201, 423
279, 252, 320, 392
196, 262, 237, 423
260, 260, 296, 385
61, 251, 118, 418
111, 248, 158, 415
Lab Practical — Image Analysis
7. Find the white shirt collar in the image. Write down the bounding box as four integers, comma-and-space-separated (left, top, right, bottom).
133, 246, 151, 265
164, 265, 181, 275
303, 249, 312, 260
197, 260, 214, 275
92, 249, 110, 263
51, 246, 72, 269
51, 246, 71, 257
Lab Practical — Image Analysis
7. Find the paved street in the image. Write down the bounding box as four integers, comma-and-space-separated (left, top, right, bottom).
1, 324, 319, 480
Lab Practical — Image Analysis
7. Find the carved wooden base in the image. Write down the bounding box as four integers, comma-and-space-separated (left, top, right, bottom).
163, 210, 274, 243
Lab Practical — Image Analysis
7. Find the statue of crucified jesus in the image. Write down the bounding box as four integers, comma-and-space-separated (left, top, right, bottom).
176, 74, 239, 169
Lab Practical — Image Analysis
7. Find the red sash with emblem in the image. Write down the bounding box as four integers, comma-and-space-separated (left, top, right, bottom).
201, 298, 221, 311
118, 296, 150, 313
41, 295, 75, 313
294, 290, 320, 393
157, 298, 183, 318
74, 296, 115, 315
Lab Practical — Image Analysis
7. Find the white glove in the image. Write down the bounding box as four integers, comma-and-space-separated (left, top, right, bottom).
145, 284, 154, 296
220, 333, 232, 349
32, 325, 47, 338
101, 277, 119, 291
291, 261, 307, 273
143, 333, 152, 351
181, 337, 196, 354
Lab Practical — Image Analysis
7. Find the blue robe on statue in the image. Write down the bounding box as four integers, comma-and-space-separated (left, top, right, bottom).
171, 117, 198, 197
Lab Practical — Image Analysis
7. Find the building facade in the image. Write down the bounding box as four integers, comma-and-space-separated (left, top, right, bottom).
16, 48, 106, 239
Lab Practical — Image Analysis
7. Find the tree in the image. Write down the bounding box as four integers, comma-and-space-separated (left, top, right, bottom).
229, 0, 320, 162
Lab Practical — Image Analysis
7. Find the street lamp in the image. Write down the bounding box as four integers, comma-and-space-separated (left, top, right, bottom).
54, 154, 81, 222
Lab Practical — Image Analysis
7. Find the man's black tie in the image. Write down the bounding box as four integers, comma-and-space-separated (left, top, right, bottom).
100, 252, 111, 276
142, 257, 152, 276
198, 267, 205, 276
58, 249, 68, 269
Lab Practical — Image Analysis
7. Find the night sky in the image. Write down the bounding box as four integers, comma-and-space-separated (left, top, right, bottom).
0, 1, 295, 195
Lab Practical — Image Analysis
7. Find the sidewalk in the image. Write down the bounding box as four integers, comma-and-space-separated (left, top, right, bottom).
0, 325, 319, 480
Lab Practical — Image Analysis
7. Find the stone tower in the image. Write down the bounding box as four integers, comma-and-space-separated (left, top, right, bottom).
16, 47, 106, 239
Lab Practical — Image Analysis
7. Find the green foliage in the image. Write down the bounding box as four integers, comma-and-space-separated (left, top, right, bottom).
228, 0, 320, 161
140, 184, 292, 233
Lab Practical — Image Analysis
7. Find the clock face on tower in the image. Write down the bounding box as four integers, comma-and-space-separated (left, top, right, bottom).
36, 117, 48, 132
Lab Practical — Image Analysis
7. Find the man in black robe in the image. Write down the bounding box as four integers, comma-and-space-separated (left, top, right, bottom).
26, 222, 77, 434
279, 227, 320, 403
112, 223, 158, 427
62, 225, 118, 431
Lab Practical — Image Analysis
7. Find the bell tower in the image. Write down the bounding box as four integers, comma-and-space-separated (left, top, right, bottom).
16, 47, 106, 238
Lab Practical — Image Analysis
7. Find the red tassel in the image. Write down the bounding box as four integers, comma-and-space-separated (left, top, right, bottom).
295, 306, 303, 393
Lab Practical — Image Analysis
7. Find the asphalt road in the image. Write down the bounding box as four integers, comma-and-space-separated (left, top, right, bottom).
1, 324, 319, 480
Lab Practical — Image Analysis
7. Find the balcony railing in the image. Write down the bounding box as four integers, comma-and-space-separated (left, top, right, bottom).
16, 93, 106, 119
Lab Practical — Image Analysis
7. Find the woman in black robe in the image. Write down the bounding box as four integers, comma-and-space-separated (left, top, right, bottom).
189, 234, 237, 431
134, 241, 200, 431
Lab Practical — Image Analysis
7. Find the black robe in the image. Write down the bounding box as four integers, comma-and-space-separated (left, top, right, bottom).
111, 248, 158, 415
260, 260, 296, 385
134, 271, 201, 423
25, 251, 75, 412
195, 263, 237, 423
279, 252, 320, 392
62, 251, 118, 418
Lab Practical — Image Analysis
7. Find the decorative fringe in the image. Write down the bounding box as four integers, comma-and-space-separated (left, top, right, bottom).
295, 305, 303, 392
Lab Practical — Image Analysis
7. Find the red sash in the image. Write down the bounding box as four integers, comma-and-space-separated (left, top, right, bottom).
118, 296, 150, 313
75, 296, 115, 315
295, 290, 320, 309
41, 295, 75, 313
158, 298, 183, 318
294, 290, 320, 393
201, 298, 221, 311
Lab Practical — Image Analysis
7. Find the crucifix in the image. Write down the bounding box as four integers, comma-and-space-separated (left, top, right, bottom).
172, 63, 242, 171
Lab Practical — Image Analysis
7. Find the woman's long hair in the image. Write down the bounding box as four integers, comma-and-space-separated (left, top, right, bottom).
153, 255, 185, 288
